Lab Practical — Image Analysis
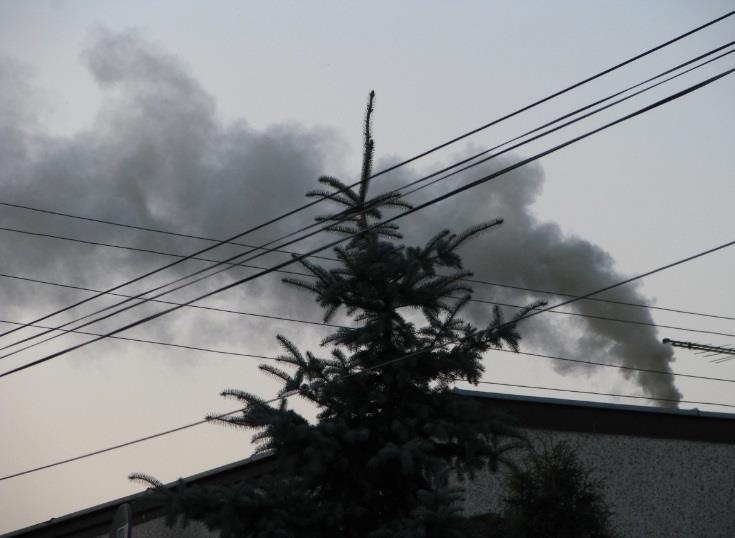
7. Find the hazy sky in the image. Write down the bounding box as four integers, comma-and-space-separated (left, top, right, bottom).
1, 1, 734, 534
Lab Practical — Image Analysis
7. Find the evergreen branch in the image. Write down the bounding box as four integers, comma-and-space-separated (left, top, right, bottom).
259, 364, 293, 384
281, 277, 321, 295
317, 175, 361, 204
447, 219, 504, 252
305, 190, 355, 208
128, 472, 167, 490
323, 303, 340, 323
276, 334, 305, 363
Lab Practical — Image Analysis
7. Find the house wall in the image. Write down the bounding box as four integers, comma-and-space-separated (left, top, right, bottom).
95, 427, 735, 538
461, 428, 735, 538
10, 396, 734, 538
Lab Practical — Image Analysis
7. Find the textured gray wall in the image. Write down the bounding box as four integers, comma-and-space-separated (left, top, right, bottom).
113, 429, 735, 538
461, 428, 735, 538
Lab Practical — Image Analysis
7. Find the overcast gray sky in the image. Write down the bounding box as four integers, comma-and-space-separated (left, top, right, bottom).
1, 1, 734, 534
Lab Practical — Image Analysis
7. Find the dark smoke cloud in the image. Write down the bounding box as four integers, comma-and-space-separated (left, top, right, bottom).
384, 150, 682, 403
0, 29, 346, 351
0, 29, 680, 402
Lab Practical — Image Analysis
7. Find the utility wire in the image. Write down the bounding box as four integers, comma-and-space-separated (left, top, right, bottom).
488, 347, 735, 385
1, 270, 732, 374
0, 226, 309, 276
3, 13, 735, 485
396, 46, 735, 204
3, 46, 732, 362
3, 223, 734, 330
464, 278, 735, 322
0, 395, 284, 482
3, 315, 733, 385
0, 273, 342, 329
4, 209, 735, 480
4, 43, 734, 333
1, 267, 732, 370
0, 319, 279, 361
5, 36, 735, 272
4, 366, 734, 482
471, 297, 735, 339
3, 11, 731, 342
0, 202, 335, 263
1, 67, 733, 380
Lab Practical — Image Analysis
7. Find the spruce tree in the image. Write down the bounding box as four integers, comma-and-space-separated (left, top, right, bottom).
132, 92, 537, 537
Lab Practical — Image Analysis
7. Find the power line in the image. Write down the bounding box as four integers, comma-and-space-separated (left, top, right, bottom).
1, 67, 733, 380
395, 47, 735, 206
1, 248, 731, 366
4, 366, 735, 482
471, 297, 735, 339
4, 314, 734, 385
474, 380, 735, 408
0, 319, 279, 361
3, 12, 731, 344
488, 347, 735, 384
0, 201, 337, 262
0, 225, 309, 276
3, 43, 733, 338
4, 46, 733, 363
0, 272, 343, 329
5, 306, 735, 387
3, 13, 735, 487
1, 273, 734, 383
6, 38, 735, 272
464, 278, 735, 322
3, 223, 735, 480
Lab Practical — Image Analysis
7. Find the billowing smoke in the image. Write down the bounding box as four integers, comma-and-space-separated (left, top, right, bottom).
0, 29, 680, 402
0, 29, 346, 353
388, 151, 682, 403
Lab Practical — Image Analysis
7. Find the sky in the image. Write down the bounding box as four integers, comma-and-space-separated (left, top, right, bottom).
0, 1, 734, 533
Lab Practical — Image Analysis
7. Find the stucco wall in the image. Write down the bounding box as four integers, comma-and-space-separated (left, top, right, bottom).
461, 428, 735, 537
95, 428, 735, 538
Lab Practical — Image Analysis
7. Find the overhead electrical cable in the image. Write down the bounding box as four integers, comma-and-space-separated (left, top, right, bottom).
3, 12, 735, 486
0, 270, 730, 371
0, 225, 310, 276
3, 214, 734, 323
463, 278, 735, 322
395, 46, 735, 202
3, 42, 734, 329
4, 38, 735, 263
4, 210, 735, 479
0, 319, 282, 361
469, 297, 735, 339
487, 347, 735, 384
0, 202, 334, 263
2, 313, 733, 385
3, 10, 731, 342
3, 369, 734, 482
3, 47, 732, 362
1, 67, 733, 379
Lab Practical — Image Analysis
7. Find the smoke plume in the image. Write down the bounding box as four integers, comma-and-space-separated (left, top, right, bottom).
0, 29, 680, 402
389, 152, 682, 403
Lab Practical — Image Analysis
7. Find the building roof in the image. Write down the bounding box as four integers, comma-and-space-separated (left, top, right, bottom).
457, 388, 735, 444
1, 452, 275, 538
5, 390, 735, 536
